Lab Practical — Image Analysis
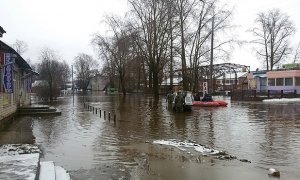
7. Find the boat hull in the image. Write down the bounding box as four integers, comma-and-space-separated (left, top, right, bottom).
193, 101, 228, 107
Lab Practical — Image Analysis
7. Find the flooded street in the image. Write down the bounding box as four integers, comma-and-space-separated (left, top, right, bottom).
1, 93, 300, 179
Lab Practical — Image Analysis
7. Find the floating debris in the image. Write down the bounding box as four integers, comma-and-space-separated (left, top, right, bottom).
268, 168, 280, 177
239, 159, 251, 163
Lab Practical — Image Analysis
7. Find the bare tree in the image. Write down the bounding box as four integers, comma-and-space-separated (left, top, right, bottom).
13, 39, 28, 55
93, 16, 135, 95
174, 0, 197, 91
37, 48, 70, 101
74, 53, 98, 93
173, 0, 234, 92
129, 0, 171, 97
251, 9, 295, 70
293, 42, 300, 63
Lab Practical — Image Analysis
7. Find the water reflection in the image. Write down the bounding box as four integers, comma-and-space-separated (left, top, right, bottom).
1, 94, 300, 179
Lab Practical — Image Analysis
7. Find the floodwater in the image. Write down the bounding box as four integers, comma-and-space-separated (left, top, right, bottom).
1, 93, 300, 180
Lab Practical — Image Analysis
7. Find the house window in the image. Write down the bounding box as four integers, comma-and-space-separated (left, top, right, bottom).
268, 78, 275, 86
285, 78, 293, 86
295, 77, 300, 86
276, 78, 283, 86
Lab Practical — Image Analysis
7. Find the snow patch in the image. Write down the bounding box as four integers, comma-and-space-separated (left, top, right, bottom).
0, 153, 39, 180
263, 98, 300, 103
0, 144, 40, 156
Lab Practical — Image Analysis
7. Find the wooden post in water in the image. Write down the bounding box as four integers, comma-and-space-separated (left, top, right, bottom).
100, 110, 101, 117
114, 114, 116, 124
281, 90, 283, 98
108, 112, 111, 121
93, 107, 94, 113
104, 111, 106, 119
267, 90, 270, 98
96, 108, 97, 114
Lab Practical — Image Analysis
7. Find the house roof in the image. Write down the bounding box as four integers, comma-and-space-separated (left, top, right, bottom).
0, 26, 6, 37
0, 40, 37, 75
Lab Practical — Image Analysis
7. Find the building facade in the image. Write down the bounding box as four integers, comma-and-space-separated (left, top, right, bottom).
0, 40, 35, 127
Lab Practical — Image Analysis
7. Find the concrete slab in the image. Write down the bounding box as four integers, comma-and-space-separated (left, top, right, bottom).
39, 161, 56, 180
55, 166, 71, 180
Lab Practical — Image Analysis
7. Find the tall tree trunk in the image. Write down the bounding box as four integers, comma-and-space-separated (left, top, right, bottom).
180, 14, 188, 91
210, 14, 214, 93
153, 67, 159, 97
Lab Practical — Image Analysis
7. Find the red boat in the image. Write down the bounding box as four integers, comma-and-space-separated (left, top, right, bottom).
193, 100, 228, 107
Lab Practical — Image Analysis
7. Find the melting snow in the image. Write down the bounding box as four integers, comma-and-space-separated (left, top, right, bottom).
263, 98, 300, 103
153, 139, 220, 155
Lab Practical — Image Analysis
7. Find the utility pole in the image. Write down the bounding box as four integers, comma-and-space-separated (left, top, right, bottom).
72, 65, 74, 104
168, 0, 174, 92
210, 9, 215, 94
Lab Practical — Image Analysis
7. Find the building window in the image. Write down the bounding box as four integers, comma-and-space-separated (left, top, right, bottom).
276, 78, 283, 86
268, 78, 275, 86
285, 78, 293, 86
295, 77, 300, 86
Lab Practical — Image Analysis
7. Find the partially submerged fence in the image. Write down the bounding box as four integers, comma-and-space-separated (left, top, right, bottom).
231, 90, 299, 101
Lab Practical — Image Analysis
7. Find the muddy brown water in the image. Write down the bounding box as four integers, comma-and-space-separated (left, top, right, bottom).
1, 93, 300, 179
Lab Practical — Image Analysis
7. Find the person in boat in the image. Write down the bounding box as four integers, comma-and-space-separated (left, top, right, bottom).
202, 93, 213, 102
194, 92, 201, 101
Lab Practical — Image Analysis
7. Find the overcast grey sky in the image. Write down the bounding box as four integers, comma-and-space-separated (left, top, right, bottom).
1, 0, 300, 70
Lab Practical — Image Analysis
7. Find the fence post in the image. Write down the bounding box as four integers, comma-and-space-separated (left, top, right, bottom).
108, 112, 111, 121
267, 90, 270, 98
281, 90, 283, 98
114, 114, 116, 124
100, 110, 101, 117
104, 111, 106, 119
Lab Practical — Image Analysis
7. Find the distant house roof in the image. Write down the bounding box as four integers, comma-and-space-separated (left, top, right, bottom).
0, 26, 6, 37
0, 40, 37, 75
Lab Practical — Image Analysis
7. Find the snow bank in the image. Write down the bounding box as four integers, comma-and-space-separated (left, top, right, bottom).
0, 144, 40, 156
263, 98, 300, 103
0, 153, 39, 180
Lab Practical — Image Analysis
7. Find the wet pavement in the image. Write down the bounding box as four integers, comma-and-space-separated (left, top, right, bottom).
1, 93, 300, 179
